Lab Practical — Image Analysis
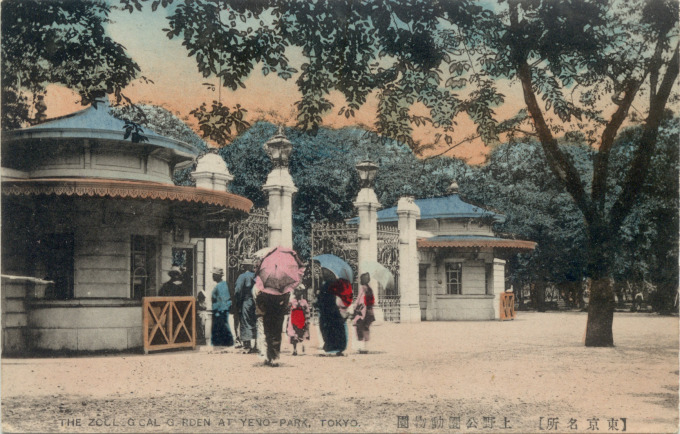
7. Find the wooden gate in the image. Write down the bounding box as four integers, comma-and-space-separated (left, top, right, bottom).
500, 292, 516, 320
143, 296, 196, 353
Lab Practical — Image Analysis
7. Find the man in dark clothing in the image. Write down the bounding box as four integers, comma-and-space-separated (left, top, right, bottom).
158, 266, 186, 296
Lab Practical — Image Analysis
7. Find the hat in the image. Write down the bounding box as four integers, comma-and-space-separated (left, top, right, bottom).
212, 267, 224, 275
295, 284, 306, 291
241, 259, 254, 266
168, 266, 182, 277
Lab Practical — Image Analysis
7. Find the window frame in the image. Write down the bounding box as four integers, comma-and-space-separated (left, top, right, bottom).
130, 235, 157, 299
445, 261, 463, 295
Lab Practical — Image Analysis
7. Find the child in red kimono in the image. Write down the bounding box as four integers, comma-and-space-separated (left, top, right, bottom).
352, 273, 376, 354
287, 285, 310, 355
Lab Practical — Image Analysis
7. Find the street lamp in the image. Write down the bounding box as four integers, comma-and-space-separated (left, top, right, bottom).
264, 126, 293, 168
356, 160, 379, 189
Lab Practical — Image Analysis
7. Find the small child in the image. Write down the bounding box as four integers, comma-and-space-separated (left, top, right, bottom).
352, 273, 376, 354
287, 285, 310, 355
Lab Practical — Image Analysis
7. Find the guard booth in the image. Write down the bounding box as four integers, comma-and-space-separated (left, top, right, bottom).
1, 99, 252, 355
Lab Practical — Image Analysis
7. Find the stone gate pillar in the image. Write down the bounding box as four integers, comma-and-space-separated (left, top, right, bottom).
191, 152, 234, 345
492, 258, 506, 320
263, 128, 296, 248
398, 196, 421, 323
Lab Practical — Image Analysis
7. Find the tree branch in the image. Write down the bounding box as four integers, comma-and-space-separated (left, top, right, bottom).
516, 59, 594, 225
608, 43, 679, 234
591, 79, 642, 213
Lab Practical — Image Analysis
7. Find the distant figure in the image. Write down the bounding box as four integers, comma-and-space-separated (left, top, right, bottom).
234, 260, 258, 353
287, 285, 310, 356
210, 267, 233, 348
196, 285, 209, 345
317, 269, 352, 356
180, 265, 193, 296
159, 266, 186, 296
352, 273, 376, 354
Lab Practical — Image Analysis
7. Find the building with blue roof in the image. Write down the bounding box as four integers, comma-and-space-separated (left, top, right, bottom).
352, 181, 535, 321
1, 98, 252, 354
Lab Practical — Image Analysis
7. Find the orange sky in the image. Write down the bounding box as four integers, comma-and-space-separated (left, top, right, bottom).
40, 4, 661, 166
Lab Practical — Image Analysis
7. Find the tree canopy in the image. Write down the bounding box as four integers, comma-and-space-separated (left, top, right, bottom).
1, 0, 142, 130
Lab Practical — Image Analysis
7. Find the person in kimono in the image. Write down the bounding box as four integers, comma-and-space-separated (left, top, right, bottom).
210, 267, 233, 347
316, 269, 352, 356
352, 272, 376, 354
287, 284, 310, 355
234, 260, 258, 353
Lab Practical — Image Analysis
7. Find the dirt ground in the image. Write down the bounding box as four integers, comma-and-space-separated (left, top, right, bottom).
1, 312, 678, 433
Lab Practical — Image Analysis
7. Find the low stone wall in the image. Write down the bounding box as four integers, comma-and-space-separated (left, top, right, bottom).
26, 299, 143, 352
434, 294, 495, 320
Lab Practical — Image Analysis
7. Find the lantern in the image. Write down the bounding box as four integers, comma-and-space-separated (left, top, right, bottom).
355, 160, 379, 189
264, 126, 293, 168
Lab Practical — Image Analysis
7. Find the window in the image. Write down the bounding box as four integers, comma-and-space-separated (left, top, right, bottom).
446, 262, 462, 295
36, 233, 74, 300
131, 235, 157, 299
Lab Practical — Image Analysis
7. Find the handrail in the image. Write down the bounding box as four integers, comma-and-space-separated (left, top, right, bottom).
143, 296, 196, 353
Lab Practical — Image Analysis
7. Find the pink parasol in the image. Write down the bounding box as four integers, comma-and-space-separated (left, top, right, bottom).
254, 247, 306, 295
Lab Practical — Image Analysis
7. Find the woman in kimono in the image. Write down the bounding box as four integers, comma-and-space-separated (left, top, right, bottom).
287, 285, 310, 355
316, 268, 353, 356
352, 273, 376, 354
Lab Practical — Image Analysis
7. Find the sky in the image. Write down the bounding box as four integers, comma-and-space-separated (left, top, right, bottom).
39, 1, 662, 166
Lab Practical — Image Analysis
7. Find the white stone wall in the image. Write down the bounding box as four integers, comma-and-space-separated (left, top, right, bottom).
27, 303, 143, 351
418, 248, 499, 320
433, 295, 495, 320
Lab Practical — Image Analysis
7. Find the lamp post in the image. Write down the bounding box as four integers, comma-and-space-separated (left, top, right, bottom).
264, 126, 293, 168
354, 159, 381, 305
262, 126, 297, 248
355, 160, 379, 189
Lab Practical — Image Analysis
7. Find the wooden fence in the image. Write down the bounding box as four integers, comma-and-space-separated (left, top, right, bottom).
500, 292, 516, 320
143, 296, 196, 353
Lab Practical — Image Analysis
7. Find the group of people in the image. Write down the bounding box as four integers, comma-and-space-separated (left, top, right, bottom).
317, 270, 375, 356
159, 253, 376, 367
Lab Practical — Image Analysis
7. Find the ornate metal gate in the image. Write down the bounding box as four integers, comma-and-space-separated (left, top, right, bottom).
311, 221, 401, 322
377, 224, 400, 321
226, 207, 268, 291
310, 221, 359, 284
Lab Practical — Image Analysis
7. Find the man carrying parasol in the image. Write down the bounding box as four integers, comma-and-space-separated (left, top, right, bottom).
254, 247, 305, 367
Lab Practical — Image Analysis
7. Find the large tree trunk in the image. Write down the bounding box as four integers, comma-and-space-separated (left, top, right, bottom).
584, 226, 616, 346
585, 278, 615, 346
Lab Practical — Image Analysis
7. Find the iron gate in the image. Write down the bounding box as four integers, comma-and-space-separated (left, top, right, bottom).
310, 221, 359, 288
377, 224, 400, 321
311, 221, 401, 322
226, 207, 268, 291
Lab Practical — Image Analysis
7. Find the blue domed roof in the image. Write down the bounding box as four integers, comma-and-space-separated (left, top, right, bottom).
6, 99, 200, 157
348, 193, 505, 224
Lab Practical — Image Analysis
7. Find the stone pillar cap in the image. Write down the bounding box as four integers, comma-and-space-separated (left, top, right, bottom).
193, 153, 232, 177
397, 196, 420, 215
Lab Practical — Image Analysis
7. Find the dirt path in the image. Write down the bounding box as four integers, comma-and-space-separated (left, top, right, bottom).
2, 312, 678, 433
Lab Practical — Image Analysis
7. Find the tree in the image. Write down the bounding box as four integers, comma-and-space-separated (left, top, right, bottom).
464, 140, 591, 309
128, 0, 677, 345
1, 0, 142, 130
485, 0, 678, 345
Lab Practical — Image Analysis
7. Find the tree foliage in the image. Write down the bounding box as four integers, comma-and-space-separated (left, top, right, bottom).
1, 0, 142, 130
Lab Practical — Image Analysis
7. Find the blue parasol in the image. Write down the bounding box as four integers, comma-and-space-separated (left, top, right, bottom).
312, 254, 354, 282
